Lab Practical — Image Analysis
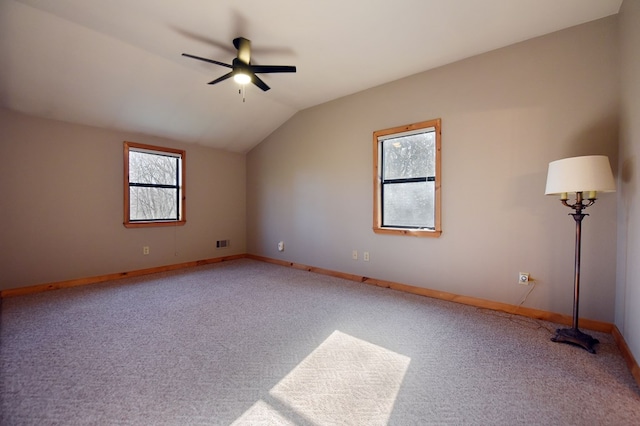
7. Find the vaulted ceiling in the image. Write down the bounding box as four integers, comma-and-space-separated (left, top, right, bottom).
0, 0, 622, 153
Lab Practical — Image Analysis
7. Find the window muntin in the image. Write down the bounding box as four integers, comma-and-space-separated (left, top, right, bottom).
373, 119, 441, 237
124, 142, 186, 228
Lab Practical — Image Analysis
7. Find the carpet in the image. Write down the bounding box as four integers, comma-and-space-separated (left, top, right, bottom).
1, 259, 639, 425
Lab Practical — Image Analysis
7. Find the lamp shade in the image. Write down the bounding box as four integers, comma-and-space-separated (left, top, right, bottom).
545, 155, 616, 195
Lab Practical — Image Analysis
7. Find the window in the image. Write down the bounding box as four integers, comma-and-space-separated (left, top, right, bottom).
373, 119, 441, 237
124, 141, 186, 228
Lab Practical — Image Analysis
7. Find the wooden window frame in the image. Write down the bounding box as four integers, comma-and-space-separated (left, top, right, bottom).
124, 141, 186, 228
373, 119, 442, 238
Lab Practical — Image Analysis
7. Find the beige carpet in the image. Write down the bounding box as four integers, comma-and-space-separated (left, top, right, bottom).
1, 258, 639, 425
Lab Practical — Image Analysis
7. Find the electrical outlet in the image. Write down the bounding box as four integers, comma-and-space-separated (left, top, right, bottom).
363, 251, 370, 262
352, 250, 358, 260
518, 272, 530, 285
277, 241, 285, 252
143, 246, 150, 255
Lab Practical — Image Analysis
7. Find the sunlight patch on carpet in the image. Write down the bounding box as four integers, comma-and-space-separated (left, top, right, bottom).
233, 330, 411, 425
232, 400, 297, 425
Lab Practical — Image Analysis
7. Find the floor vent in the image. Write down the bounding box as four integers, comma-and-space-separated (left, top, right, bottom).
216, 239, 230, 249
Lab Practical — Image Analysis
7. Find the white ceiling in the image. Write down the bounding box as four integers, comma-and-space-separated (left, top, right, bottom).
0, 0, 622, 153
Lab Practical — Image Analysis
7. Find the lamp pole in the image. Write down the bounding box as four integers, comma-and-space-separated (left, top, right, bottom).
551, 191, 600, 353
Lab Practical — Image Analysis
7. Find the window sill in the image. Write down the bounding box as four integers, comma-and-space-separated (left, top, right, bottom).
124, 220, 186, 229
373, 227, 441, 238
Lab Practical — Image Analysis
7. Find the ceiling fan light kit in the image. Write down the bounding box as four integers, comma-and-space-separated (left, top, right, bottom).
182, 37, 296, 97
233, 72, 251, 85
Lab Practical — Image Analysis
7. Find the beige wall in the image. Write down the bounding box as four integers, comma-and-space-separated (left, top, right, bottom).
247, 17, 619, 322
617, 0, 640, 361
0, 108, 246, 290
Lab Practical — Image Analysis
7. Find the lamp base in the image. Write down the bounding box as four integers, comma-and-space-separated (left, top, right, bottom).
551, 327, 599, 354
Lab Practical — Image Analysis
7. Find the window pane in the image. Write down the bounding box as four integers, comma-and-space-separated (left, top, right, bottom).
383, 181, 434, 228
383, 131, 435, 180
129, 151, 177, 185
129, 187, 178, 220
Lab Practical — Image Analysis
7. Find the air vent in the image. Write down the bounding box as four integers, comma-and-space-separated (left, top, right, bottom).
216, 239, 230, 249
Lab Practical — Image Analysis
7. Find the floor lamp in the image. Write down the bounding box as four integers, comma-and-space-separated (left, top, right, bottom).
544, 155, 616, 354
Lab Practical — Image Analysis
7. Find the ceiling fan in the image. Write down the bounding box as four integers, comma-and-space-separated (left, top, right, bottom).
182, 37, 296, 92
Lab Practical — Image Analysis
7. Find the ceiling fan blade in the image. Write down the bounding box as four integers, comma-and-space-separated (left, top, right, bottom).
182, 53, 232, 68
172, 28, 235, 54
208, 72, 233, 85
233, 37, 251, 64
251, 74, 271, 91
249, 65, 297, 74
